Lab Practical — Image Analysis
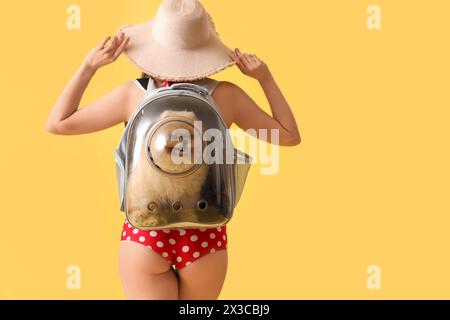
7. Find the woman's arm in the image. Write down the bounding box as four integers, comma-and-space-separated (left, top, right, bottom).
227, 48, 301, 146
45, 33, 130, 135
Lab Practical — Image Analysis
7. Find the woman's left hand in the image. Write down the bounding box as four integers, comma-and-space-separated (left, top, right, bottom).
229, 48, 272, 83
82, 32, 130, 73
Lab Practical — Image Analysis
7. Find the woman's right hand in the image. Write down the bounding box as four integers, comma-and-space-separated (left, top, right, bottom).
82, 32, 130, 73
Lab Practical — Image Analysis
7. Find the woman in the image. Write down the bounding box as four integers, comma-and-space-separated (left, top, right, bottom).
45, 0, 301, 300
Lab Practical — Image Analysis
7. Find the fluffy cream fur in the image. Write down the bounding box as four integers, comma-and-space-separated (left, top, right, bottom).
126, 110, 208, 228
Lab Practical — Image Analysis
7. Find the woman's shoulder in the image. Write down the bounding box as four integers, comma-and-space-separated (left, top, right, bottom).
212, 79, 244, 97
196, 77, 242, 93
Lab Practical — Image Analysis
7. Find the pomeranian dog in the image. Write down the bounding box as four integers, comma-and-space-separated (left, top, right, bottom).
126, 110, 209, 228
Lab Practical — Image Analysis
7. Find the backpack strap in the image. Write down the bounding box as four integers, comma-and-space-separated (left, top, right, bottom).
193, 78, 220, 95
125, 77, 157, 127
193, 78, 224, 119
144, 77, 157, 97
134, 78, 148, 92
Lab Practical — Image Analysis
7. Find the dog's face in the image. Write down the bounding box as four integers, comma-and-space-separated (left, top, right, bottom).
147, 110, 204, 174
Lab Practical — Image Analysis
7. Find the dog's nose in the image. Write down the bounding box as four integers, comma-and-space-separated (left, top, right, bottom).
163, 138, 178, 152
164, 144, 175, 152
147, 120, 201, 175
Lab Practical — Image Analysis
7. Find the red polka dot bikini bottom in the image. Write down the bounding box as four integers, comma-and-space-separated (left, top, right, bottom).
120, 218, 228, 270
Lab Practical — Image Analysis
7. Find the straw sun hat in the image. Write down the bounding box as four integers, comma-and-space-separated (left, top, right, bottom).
117, 0, 236, 81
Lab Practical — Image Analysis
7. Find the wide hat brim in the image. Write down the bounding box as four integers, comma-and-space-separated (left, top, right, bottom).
117, 20, 236, 81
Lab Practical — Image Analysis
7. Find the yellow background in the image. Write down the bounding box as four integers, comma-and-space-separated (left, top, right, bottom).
1, 0, 449, 299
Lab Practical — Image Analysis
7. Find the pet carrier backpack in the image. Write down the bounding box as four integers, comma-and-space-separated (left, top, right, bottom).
114, 78, 252, 230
